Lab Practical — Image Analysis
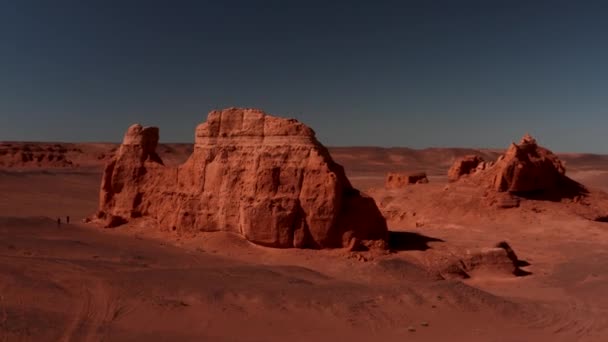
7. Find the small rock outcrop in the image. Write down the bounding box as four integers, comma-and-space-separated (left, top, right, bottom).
441, 242, 530, 279
491, 134, 567, 193
385, 172, 429, 189
447, 155, 490, 182
97, 108, 388, 249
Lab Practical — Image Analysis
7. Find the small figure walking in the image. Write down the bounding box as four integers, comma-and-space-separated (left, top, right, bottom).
57, 217, 61, 227
66, 216, 70, 224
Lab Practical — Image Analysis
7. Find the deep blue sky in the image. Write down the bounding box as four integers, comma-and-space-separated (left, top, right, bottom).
1, 0, 607, 152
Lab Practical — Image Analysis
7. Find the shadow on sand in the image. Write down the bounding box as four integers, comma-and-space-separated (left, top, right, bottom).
388, 231, 444, 251
495, 241, 533, 277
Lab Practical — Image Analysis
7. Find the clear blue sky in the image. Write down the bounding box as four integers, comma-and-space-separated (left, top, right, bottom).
1, 0, 607, 152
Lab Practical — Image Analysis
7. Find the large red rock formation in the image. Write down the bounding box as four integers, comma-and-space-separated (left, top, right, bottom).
97, 108, 388, 249
447, 135, 575, 197
491, 134, 567, 193
443, 134, 587, 209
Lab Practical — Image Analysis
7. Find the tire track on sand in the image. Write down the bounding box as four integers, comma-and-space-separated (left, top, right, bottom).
59, 279, 115, 342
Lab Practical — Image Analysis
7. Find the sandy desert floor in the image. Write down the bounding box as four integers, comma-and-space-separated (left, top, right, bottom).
1, 146, 608, 341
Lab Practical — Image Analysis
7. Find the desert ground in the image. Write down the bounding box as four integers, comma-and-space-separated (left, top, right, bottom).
1, 141, 608, 341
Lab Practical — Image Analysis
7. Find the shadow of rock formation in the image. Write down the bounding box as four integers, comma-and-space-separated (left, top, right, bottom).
388, 231, 444, 251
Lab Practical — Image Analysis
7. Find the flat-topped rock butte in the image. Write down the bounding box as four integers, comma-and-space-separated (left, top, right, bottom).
97, 107, 388, 249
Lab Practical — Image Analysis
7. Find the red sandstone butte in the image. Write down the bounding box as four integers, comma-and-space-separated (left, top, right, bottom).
97, 108, 388, 249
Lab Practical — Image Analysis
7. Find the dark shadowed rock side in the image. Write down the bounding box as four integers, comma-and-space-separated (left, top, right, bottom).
97, 108, 388, 249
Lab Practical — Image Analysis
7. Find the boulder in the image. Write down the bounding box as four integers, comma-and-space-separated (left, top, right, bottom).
97, 108, 388, 249
385, 172, 429, 189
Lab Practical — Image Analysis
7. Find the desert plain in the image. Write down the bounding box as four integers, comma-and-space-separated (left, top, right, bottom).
1, 108, 608, 342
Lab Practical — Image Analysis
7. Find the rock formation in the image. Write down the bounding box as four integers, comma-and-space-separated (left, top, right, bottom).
491, 134, 567, 193
441, 242, 529, 279
447, 134, 584, 199
447, 155, 490, 182
385, 172, 429, 189
0, 143, 75, 168
97, 108, 388, 249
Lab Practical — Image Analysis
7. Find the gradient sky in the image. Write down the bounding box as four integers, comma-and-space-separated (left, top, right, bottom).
1, 0, 607, 152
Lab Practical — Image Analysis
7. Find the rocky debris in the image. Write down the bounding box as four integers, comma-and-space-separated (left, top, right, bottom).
441, 241, 529, 279
347, 253, 369, 262
96, 107, 388, 249
491, 193, 520, 209
491, 134, 567, 193
447, 155, 490, 182
0, 143, 75, 168
385, 172, 429, 189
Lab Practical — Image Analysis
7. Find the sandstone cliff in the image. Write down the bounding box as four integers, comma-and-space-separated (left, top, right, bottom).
97, 108, 388, 249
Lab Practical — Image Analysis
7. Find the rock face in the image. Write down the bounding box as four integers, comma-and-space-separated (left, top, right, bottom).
492, 134, 567, 193
447, 155, 488, 182
97, 108, 388, 249
385, 172, 429, 189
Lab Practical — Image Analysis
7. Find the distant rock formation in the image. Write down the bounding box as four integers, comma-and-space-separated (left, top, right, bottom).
97, 108, 388, 249
447, 135, 583, 197
443, 134, 590, 209
0, 143, 75, 168
447, 155, 491, 182
491, 134, 567, 193
385, 172, 429, 189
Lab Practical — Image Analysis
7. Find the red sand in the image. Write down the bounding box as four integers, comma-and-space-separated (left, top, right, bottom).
1, 143, 608, 341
